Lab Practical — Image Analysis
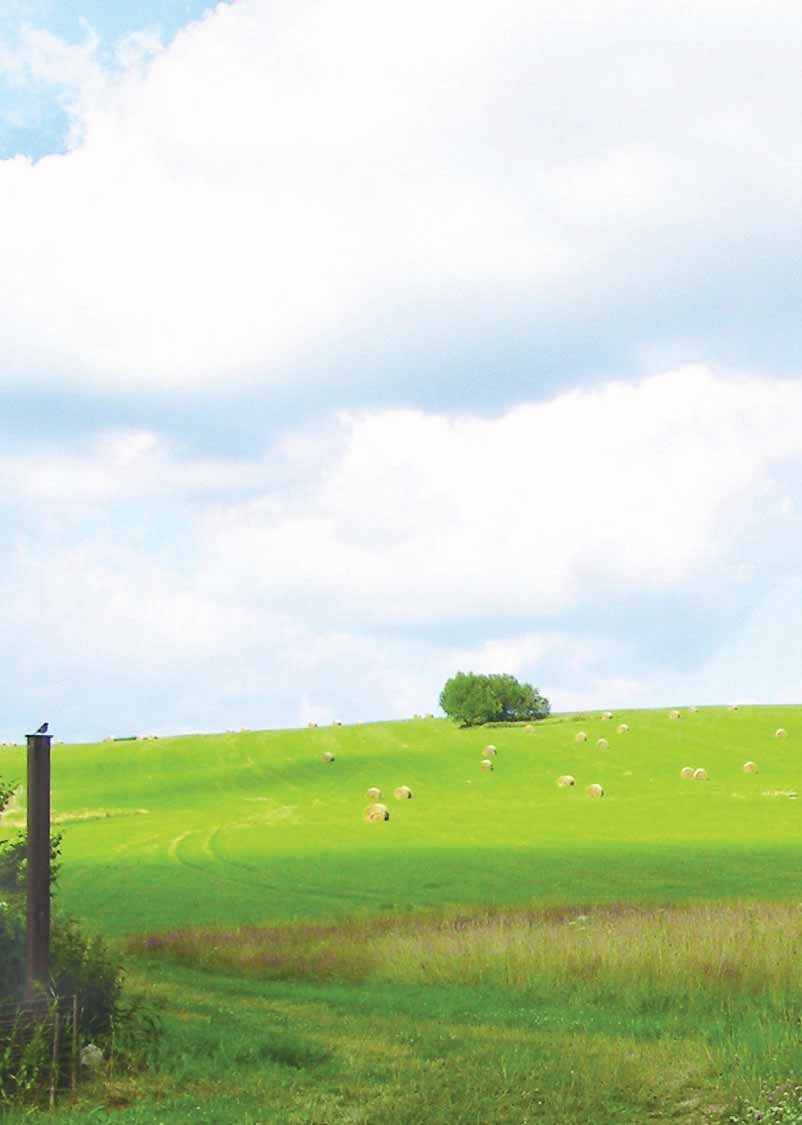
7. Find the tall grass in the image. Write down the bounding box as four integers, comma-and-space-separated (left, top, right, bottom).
128, 900, 802, 1015
118, 904, 802, 1123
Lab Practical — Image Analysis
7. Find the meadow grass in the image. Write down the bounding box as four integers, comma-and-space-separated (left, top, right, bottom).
4, 706, 802, 1120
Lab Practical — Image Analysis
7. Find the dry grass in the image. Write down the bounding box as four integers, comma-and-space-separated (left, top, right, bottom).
129, 902, 802, 1010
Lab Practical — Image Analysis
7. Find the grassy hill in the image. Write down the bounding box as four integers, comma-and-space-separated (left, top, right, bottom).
4, 705, 802, 1122
2, 705, 802, 937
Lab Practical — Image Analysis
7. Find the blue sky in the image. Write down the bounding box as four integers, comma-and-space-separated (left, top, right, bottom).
2, 0, 802, 741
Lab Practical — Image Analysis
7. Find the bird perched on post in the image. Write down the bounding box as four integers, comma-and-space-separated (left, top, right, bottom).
34, 722, 48, 734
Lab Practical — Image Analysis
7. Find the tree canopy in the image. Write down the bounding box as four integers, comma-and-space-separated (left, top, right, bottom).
438, 672, 550, 727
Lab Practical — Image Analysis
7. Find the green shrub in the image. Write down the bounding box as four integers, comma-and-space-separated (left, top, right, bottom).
0, 775, 154, 1102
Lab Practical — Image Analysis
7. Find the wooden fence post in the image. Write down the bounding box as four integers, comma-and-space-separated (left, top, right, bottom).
25, 731, 51, 1001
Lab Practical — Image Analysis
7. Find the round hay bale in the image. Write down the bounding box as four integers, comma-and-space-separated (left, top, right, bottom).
586, 783, 604, 798
364, 803, 389, 822
367, 786, 381, 800
616, 723, 629, 734
688, 706, 698, 713
776, 728, 787, 739
597, 738, 609, 750
575, 731, 588, 743
692, 767, 708, 781
480, 758, 494, 771
680, 766, 695, 779
321, 751, 335, 763
743, 761, 758, 774
483, 744, 498, 756
393, 785, 413, 800
728, 704, 739, 711
307, 721, 318, 728
332, 720, 342, 726
557, 774, 575, 787
601, 711, 613, 720
669, 709, 680, 720
524, 724, 534, 732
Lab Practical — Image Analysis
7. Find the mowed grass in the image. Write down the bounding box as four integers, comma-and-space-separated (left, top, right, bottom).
1, 705, 801, 936
4, 705, 802, 1121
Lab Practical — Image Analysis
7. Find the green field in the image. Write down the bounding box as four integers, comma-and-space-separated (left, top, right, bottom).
4, 705, 802, 1122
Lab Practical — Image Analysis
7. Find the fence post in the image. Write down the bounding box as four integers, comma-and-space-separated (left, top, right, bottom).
49, 1010, 60, 1110
25, 730, 52, 1001
71, 995, 78, 1090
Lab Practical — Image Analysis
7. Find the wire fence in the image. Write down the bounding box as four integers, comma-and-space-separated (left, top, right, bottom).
0, 994, 78, 1108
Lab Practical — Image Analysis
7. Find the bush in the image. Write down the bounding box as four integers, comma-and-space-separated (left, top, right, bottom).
0, 775, 150, 1102
439, 672, 550, 727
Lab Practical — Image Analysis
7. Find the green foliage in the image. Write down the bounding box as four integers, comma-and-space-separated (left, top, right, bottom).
439, 670, 550, 726
49, 914, 124, 1038
0, 770, 140, 1105
0, 830, 62, 907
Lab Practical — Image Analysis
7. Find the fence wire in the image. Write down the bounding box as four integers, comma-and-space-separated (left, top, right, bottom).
0, 994, 78, 1107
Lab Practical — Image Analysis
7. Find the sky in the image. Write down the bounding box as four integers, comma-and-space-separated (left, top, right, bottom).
2, 0, 802, 741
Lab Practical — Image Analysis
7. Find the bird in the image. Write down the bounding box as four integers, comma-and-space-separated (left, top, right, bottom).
34, 722, 48, 734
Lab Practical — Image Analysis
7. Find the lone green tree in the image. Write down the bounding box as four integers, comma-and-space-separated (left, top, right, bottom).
439, 672, 550, 727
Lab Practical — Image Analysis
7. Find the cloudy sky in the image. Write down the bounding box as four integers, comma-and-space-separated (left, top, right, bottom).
2, 0, 802, 741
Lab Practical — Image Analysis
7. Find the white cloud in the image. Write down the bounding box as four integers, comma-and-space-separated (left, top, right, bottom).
3, 365, 802, 737
2, 0, 802, 390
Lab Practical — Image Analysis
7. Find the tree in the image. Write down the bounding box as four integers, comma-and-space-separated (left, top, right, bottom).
439, 671, 550, 727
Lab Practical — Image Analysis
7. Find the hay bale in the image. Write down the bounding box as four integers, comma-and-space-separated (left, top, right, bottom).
743, 761, 758, 774
728, 704, 739, 711
601, 711, 613, 720
669, 710, 680, 720
692, 767, 708, 781
307, 721, 318, 728
688, 706, 698, 713
575, 731, 588, 743
776, 728, 787, 739
332, 720, 342, 726
616, 723, 629, 734
364, 803, 389, 822
557, 774, 575, 787
321, 751, 335, 763
680, 766, 695, 779
367, 786, 381, 800
480, 758, 494, 771
597, 738, 609, 750
586, 783, 604, 798
483, 744, 497, 756
394, 785, 413, 800
524, 724, 534, 732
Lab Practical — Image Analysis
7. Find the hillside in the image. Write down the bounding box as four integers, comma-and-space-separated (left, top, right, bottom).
2, 705, 801, 937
